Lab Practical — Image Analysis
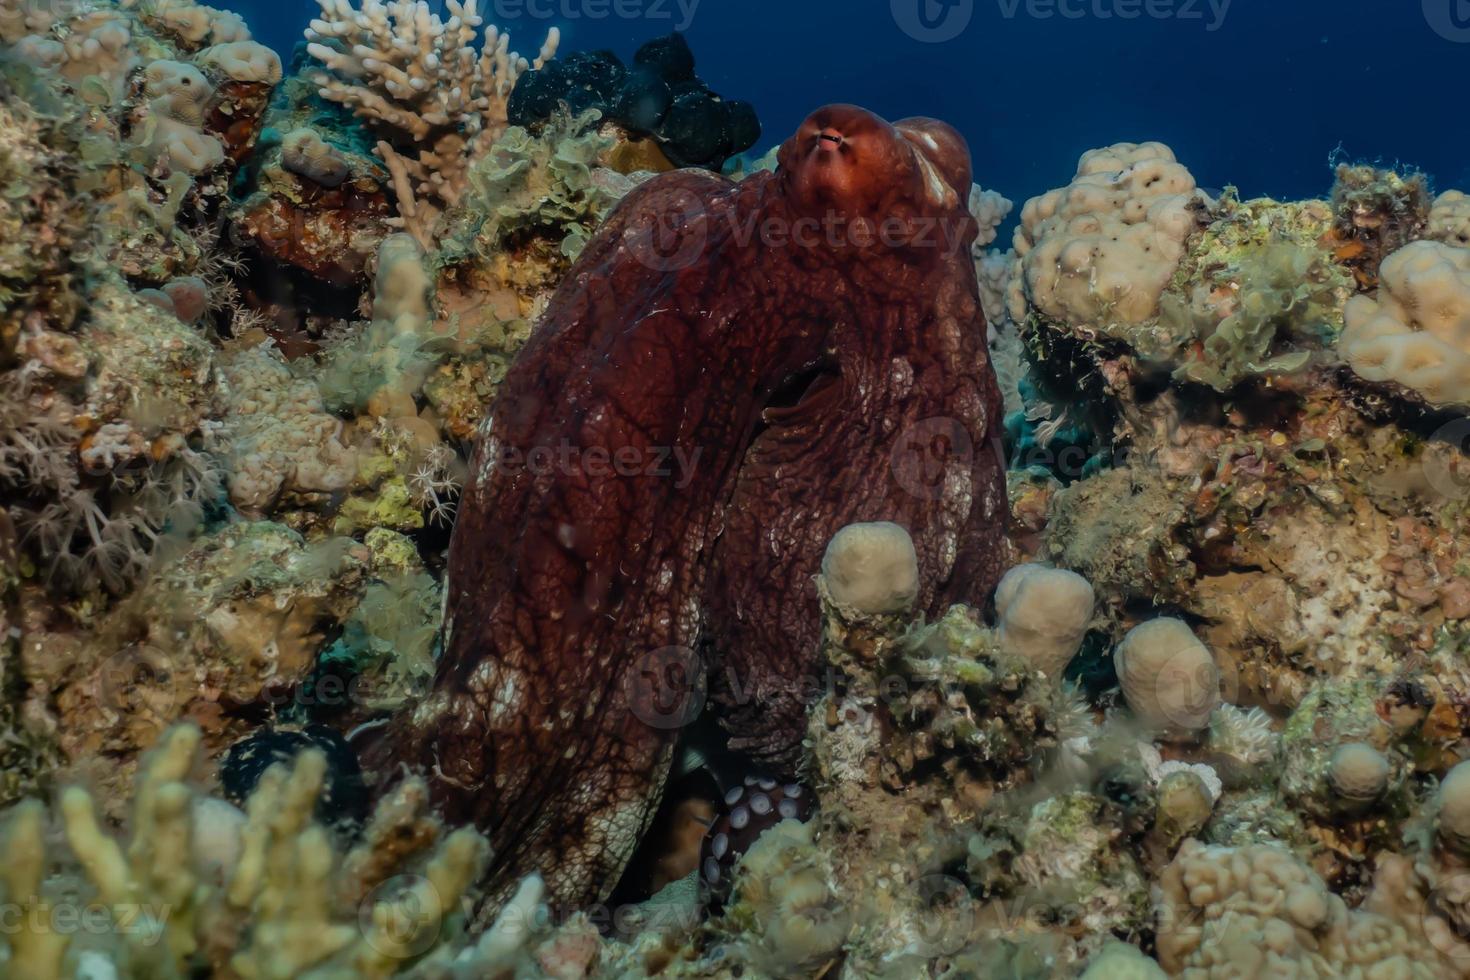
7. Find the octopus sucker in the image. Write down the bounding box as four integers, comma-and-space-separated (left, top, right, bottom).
372, 104, 1011, 917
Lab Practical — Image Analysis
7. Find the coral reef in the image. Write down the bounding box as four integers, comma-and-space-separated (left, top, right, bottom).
1155, 839, 1441, 977
817, 521, 921, 617
8, 0, 1470, 976
1114, 618, 1220, 735
1431, 190, 1470, 248
0, 724, 559, 979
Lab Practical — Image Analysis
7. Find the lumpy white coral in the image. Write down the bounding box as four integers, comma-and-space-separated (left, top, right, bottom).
304, 0, 559, 245
1429, 190, 1470, 248
1340, 239, 1470, 407
1438, 761, 1470, 853
818, 521, 920, 617
216, 343, 358, 515
1326, 742, 1392, 805
1009, 141, 1204, 328
195, 40, 281, 84
1155, 840, 1440, 978
1114, 618, 1220, 733
994, 563, 1095, 680
968, 185, 1013, 249
138, 59, 226, 174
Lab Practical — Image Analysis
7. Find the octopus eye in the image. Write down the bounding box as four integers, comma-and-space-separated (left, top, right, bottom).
820, 133, 843, 146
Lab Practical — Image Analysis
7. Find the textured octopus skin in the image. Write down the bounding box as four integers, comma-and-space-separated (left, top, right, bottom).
378, 104, 1010, 916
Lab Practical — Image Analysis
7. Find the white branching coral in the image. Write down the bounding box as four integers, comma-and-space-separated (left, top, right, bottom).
305, 0, 559, 246
0, 724, 522, 979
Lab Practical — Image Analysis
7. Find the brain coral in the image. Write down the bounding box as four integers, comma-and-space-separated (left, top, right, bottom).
1009, 141, 1204, 329
1340, 239, 1470, 408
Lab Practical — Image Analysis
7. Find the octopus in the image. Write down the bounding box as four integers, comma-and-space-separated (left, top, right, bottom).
378, 104, 1010, 916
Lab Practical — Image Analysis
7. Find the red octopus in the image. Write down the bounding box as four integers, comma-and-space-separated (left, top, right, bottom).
380, 105, 1010, 914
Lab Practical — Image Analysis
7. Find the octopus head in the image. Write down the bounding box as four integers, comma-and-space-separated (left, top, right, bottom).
778, 104, 973, 226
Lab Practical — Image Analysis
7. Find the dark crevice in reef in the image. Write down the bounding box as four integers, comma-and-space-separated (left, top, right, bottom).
234, 250, 362, 355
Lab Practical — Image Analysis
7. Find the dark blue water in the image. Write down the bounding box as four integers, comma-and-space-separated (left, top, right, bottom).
240, 0, 1469, 213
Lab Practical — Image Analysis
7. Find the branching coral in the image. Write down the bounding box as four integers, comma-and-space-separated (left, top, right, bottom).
0, 724, 539, 979
304, 0, 559, 245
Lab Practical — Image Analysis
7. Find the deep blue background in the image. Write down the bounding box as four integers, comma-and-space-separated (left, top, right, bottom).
238, 0, 1468, 217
